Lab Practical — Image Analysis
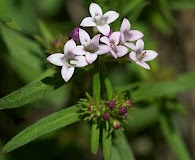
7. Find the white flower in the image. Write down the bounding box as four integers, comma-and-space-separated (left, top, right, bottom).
80, 2, 119, 36
120, 18, 144, 49
47, 39, 88, 82
72, 28, 111, 64
129, 39, 158, 70
100, 32, 128, 59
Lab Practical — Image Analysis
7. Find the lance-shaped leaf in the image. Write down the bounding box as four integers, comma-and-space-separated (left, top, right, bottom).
1, 105, 81, 153
91, 122, 100, 154
0, 0, 11, 22
112, 130, 135, 160
0, 70, 64, 110
0, 24, 44, 82
160, 113, 192, 160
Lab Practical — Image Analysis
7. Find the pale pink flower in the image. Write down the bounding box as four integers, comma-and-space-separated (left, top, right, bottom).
80, 3, 119, 36
72, 28, 110, 64
120, 18, 144, 49
129, 39, 158, 70
47, 39, 88, 82
100, 32, 128, 58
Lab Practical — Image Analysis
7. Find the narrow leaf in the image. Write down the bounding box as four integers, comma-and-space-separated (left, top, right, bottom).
0, 70, 64, 110
0, 0, 11, 22
91, 122, 100, 154
112, 130, 135, 160
0, 24, 44, 82
93, 58, 101, 102
2, 105, 80, 153
116, 72, 195, 101
160, 113, 192, 160
37, 20, 54, 41
102, 122, 112, 160
102, 63, 113, 100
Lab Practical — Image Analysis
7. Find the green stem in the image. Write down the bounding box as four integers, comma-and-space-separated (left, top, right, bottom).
92, 57, 101, 102
101, 62, 113, 101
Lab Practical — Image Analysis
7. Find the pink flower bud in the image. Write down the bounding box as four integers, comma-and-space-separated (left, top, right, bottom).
69, 27, 80, 42
107, 100, 116, 109
102, 113, 110, 120
118, 106, 127, 116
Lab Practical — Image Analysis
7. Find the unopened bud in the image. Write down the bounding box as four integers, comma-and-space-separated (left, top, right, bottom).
102, 113, 110, 120
118, 106, 127, 116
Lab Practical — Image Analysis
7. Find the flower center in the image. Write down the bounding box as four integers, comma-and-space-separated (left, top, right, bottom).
94, 14, 107, 26
137, 51, 146, 60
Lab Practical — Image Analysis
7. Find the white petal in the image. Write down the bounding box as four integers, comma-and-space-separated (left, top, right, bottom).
47, 53, 64, 66
128, 30, 144, 41
109, 32, 120, 45
115, 46, 128, 57
110, 50, 117, 59
97, 24, 110, 36
79, 28, 91, 46
75, 56, 88, 67
142, 50, 158, 61
97, 44, 111, 55
89, 3, 103, 18
90, 34, 100, 47
72, 46, 86, 56
120, 18, 131, 32
136, 39, 144, 51
80, 17, 96, 27
124, 42, 136, 50
129, 51, 137, 62
136, 61, 150, 70
103, 11, 119, 24
86, 52, 97, 64
64, 39, 76, 55
61, 65, 75, 82
100, 36, 110, 46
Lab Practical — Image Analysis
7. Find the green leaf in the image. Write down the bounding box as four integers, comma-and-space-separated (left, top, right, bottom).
0, 24, 44, 82
91, 122, 100, 154
116, 72, 195, 102
160, 113, 192, 160
93, 58, 101, 102
102, 63, 113, 100
0, 0, 11, 22
102, 122, 112, 160
0, 70, 64, 110
112, 130, 135, 160
1, 105, 80, 153
37, 20, 54, 41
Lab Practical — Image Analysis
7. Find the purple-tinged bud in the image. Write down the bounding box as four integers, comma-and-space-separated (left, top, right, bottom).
107, 100, 116, 109
102, 113, 110, 120
118, 106, 127, 116
113, 121, 121, 129
69, 27, 80, 42
126, 100, 133, 107
88, 106, 93, 112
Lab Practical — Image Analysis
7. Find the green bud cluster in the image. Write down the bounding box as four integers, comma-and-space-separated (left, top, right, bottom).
79, 93, 133, 132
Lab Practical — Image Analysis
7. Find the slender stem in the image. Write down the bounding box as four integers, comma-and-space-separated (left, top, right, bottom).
101, 62, 113, 101
92, 57, 101, 103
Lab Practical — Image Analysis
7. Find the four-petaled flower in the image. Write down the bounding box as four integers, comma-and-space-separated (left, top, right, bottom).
47, 39, 88, 82
100, 32, 128, 59
120, 18, 144, 49
72, 28, 110, 64
80, 2, 119, 36
129, 39, 158, 70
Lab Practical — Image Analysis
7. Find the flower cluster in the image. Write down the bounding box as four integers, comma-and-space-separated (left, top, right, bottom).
47, 2, 158, 82
79, 93, 133, 132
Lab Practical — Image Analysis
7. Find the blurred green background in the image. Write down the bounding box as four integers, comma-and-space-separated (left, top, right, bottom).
0, 0, 195, 159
